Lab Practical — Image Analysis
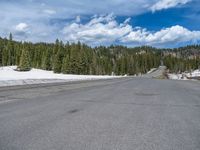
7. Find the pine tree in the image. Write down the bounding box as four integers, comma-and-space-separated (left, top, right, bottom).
0, 47, 2, 66
53, 48, 62, 73
5, 33, 15, 65
68, 43, 80, 74
0, 35, 199, 75
9, 33, 15, 65
2, 41, 8, 66
53, 39, 60, 70
62, 55, 70, 74
18, 47, 31, 71
42, 49, 52, 70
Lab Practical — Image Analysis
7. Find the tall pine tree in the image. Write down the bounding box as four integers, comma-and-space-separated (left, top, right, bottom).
18, 46, 31, 71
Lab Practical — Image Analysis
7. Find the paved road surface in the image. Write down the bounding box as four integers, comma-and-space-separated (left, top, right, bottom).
143, 66, 166, 78
0, 78, 200, 150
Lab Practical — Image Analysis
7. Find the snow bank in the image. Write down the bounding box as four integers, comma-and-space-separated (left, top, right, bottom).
168, 69, 200, 80
0, 66, 120, 87
168, 74, 187, 80
147, 68, 157, 74
188, 69, 200, 78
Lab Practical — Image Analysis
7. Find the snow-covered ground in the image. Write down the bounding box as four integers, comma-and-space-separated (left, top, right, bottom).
189, 69, 200, 77
147, 68, 157, 74
0, 66, 121, 87
168, 69, 200, 80
168, 74, 186, 80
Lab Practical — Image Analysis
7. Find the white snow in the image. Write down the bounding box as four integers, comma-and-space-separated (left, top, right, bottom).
0, 66, 120, 87
147, 68, 157, 74
188, 69, 200, 78
168, 69, 200, 80
168, 74, 186, 80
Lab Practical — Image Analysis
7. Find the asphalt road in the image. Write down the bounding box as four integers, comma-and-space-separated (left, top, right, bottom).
0, 78, 200, 150
143, 66, 167, 78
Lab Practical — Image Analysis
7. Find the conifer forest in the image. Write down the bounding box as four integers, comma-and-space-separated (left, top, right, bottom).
0, 34, 200, 75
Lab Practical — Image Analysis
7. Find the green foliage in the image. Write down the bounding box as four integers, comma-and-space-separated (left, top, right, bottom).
163, 55, 200, 73
18, 47, 31, 71
62, 55, 70, 74
0, 34, 199, 75
42, 49, 52, 70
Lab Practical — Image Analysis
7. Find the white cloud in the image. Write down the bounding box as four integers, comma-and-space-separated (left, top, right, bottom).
15, 23, 29, 32
62, 14, 200, 46
124, 17, 131, 24
43, 9, 56, 15
0, 0, 199, 47
121, 25, 200, 45
62, 14, 132, 44
13, 23, 30, 40
150, 0, 191, 12
75, 16, 81, 23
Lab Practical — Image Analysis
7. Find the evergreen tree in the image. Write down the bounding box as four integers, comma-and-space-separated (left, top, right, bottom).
62, 55, 70, 74
18, 47, 31, 71
0, 34, 199, 75
2, 40, 8, 66
42, 49, 52, 70
0, 47, 2, 66
53, 39, 60, 70
53, 47, 62, 73
8, 33, 15, 65
68, 43, 80, 74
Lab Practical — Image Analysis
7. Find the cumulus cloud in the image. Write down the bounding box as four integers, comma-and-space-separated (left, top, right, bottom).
62, 14, 132, 45
13, 23, 30, 40
150, 0, 191, 12
15, 23, 29, 32
62, 14, 200, 46
0, 0, 199, 47
121, 25, 200, 45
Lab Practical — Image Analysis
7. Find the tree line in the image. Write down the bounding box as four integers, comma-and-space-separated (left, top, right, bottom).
0, 34, 199, 75
161, 45, 200, 73
163, 55, 200, 73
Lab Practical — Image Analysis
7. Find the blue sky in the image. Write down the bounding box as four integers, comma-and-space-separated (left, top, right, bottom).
0, 0, 200, 47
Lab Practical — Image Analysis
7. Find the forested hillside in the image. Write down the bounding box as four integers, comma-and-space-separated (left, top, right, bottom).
0, 34, 161, 75
0, 34, 200, 75
162, 46, 200, 73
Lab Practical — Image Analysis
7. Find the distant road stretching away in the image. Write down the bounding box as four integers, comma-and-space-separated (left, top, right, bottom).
143, 66, 167, 78
0, 78, 200, 150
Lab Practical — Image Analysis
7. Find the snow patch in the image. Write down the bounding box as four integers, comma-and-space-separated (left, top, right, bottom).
0, 66, 120, 87
147, 68, 157, 74
168, 69, 200, 80
168, 74, 186, 80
